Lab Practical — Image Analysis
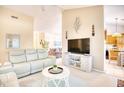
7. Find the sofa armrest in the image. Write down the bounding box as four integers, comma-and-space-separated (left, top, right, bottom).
0, 62, 13, 74
1, 62, 12, 66
48, 56, 56, 64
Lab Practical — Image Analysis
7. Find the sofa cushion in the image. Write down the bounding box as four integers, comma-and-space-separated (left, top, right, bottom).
37, 49, 48, 59
30, 60, 43, 73
13, 62, 30, 78
9, 50, 26, 64
26, 49, 38, 61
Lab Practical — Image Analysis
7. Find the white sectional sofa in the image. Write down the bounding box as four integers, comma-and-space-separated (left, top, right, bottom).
8, 49, 56, 78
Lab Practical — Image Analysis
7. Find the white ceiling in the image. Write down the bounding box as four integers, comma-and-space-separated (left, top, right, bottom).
104, 5, 124, 25
4, 5, 42, 16
4, 5, 93, 17
59, 5, 93, 10
3, 5, 124, 25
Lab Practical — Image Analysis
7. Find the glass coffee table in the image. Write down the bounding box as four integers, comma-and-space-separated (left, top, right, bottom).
42, 66, 70, 87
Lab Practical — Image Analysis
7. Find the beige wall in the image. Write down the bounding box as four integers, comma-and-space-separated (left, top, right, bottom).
62, 6, 105, 71
0, 6, 33, 63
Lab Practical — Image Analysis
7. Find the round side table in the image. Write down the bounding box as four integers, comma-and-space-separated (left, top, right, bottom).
42, 66, 70, 87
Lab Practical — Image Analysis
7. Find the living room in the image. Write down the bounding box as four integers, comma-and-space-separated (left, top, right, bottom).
0, 3, 124, 89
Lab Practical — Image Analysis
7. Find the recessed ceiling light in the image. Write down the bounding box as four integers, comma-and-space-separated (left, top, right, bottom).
120, 19, 124, 21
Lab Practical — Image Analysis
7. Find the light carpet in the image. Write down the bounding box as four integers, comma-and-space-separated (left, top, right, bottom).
18, 67, 117, 87
18, 73, 86, 87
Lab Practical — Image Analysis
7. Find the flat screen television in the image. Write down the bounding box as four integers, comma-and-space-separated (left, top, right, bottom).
68, 38, 90, 54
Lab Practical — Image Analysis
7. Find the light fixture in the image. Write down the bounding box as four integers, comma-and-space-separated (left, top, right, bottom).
65, 31, 68, 39
92, 24, 95, 36
40, 6, 45, 12
112, 18, 122, 37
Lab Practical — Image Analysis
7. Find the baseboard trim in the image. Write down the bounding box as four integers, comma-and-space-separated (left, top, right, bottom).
92, 68, 105, 73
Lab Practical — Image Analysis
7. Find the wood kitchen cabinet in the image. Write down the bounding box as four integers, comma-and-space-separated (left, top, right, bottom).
117, 35, 124, 49
109, 49, 118, 61
106, 35, 116, 44
106, 34, 124, 65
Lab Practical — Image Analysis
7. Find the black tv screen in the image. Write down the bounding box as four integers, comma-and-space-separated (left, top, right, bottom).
68, 38, 90, 54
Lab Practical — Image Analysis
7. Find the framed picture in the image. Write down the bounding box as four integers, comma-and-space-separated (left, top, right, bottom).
6, 34, 20, 49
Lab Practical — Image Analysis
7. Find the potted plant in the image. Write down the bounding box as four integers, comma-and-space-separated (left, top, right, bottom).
40, 40, 49, 49
53, 65, 58, 71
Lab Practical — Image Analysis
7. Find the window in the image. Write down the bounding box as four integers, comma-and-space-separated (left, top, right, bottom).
54, 41, 62, 48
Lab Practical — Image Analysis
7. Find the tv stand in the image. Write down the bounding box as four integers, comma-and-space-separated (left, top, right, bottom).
64, 52, 92, 72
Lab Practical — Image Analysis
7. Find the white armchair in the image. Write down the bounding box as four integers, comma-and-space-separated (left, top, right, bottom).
0, 72, 19, 87
0, 63, 19, 87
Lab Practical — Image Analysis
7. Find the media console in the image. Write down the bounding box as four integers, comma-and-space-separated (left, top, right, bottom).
64, 52, 92, 72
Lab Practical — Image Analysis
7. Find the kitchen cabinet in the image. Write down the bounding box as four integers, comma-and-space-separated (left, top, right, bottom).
106, 35, 116, 45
